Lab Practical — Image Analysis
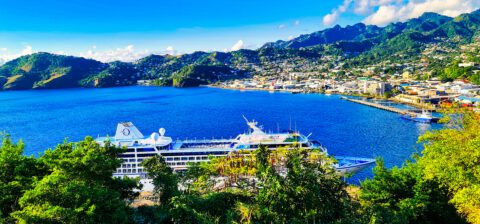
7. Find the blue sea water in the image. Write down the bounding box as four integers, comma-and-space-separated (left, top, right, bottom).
0, 86, 441, 183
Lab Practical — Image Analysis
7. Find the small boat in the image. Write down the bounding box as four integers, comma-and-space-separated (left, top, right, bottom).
290, 90, 302, 94
401, 109, 438, 123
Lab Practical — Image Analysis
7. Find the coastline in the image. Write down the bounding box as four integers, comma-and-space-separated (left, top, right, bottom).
204, 84, 309, 94
205, 84, 429, 111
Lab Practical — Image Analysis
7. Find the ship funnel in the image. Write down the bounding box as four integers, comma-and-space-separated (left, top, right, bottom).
159, 128, 166, 136
115, 122, 144, 140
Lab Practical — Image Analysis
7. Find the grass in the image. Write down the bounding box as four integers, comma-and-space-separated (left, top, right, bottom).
20, 64, 32, 72
5, 74, 22, 85
43, 73, 65, 84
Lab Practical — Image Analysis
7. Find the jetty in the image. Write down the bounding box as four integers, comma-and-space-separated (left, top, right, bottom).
341, 97, 418, 116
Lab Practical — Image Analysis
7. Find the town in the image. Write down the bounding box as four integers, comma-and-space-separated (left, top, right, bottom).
212, 39, 480, 110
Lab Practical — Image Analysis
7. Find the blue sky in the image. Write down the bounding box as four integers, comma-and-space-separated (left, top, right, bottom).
0, 0, 479, 63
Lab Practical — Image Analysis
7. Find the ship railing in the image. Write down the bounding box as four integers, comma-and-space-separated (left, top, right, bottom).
179, 138, 234, 143
335, 156, 375, 165
180, 144, 232, 149
172, 146, 233, 151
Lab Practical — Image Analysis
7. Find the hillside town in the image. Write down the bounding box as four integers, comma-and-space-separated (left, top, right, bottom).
209, 39, 480, 110
217, 75, 478, 108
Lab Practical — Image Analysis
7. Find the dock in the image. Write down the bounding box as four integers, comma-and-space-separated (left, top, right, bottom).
341, 97, 416, 116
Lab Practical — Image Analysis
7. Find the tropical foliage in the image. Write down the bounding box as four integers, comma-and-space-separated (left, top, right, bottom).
1, 111, 479, 223
171, 65, 244, 87
0, 137, 140, 224
134, 146, 353, 224
418, 111, 480, 223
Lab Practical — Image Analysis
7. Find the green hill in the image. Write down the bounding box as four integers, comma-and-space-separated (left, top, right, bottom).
172, 65, 246, 87
81, 61, 139, 87
0, 53, 106, 90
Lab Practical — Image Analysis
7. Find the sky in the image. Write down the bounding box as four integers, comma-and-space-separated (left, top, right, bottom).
0, 0, 479, 64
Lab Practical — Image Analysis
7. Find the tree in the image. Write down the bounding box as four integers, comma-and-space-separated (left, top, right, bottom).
255, 148, 351, 223
165, 152, 257, 224
359, 159, 464, 224
468, 72, 480, 85
141, 155, 179, 205
418, 111, 480, 223
169, 191, 252, 224
440, 61, 474, 82
170, 146, 354, 223
11, 137, 140, 224
255, 145, 270, 176
358, 110, 480, 223
0, 136, 46, 223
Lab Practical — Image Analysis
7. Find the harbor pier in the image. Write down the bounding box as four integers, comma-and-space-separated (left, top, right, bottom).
342, 97, 418, 116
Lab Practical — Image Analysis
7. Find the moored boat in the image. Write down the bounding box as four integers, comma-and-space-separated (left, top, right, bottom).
95, 118, 375, 178
401, 109, 439, 123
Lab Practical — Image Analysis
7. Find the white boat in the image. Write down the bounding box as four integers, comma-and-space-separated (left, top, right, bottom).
401, 109, 438, 123
95, 118, 375, 178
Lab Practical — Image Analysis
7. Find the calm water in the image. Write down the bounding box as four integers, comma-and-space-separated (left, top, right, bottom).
0, 86, 441, 182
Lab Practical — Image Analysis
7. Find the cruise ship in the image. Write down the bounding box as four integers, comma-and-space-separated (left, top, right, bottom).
95, 118, 375, 178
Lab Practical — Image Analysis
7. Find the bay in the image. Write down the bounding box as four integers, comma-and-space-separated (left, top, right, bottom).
0, 86, 441, 182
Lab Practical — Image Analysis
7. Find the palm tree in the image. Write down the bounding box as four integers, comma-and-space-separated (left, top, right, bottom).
235, 202, 255, 224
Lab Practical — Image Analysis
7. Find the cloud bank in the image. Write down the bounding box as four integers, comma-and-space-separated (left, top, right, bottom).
364, 0, 480, 26
323, 0, 480, 27
0, 45, 180, 65
80, 45, 179, 62
79, 45, 154, 62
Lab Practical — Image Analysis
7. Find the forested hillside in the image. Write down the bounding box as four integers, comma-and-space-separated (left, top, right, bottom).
1, 10, 480, 90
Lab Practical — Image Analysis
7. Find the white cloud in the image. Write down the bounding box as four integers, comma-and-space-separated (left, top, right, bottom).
353, 0, 401, 15
324, 0, 480, 27
294, 20, 301, 26
338, 0, 353, 12
0, 45, 36, 65
0, 44, 182, 65
278, 24, 286, 29
323, 11, 340, 26
325, 0, 401, 22
363, 0, 480, 26
323, 0, 353, 26
79, 45, 152, 62
230, 40, 244, 51
287, 35, 295, 41
355, 0, 372, 14
165, 46, 177, 55
21, 45, 33, 55
53, 50, 66, 55
363, 5, 398, 26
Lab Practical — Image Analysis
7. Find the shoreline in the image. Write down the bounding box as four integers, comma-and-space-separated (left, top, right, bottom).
204, 85, 309, 94
206, 84, 429, 111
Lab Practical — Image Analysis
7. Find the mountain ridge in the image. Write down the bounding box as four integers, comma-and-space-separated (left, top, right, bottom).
1, 10, 480, 90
